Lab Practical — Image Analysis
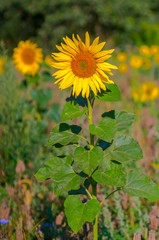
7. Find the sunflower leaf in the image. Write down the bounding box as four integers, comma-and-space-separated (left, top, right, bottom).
124, 170, 159, 201
89, 117, 117, 143
96, 83, 121, 102
109, 135, 143, 163
35, 155, 81, 195
61, 102, 87, 121
46, 123, 81, 147
74, 146, 103, 176
92, 162, 126, 187
64, 196, 101, 233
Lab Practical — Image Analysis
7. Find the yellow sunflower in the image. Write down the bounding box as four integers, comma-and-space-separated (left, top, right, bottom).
118, 63, 128, 73
132, 81, 159, 102
150, 45, 159, 55
13, 40, 43, 76
139, 45, 151, 57
52, 32, 117, 98
129, 55, 142, 69
117, 52, 127, 62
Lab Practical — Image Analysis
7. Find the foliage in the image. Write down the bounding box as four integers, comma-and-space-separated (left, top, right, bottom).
35, 78, 159, 238
1, 0, 159, 51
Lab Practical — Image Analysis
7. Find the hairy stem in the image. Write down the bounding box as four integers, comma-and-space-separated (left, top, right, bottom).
100, 187, 122, 206
88, 98, 98, 240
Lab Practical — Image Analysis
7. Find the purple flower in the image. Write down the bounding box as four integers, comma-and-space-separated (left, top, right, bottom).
0, 219, 9, 225
43, 222, 54, 228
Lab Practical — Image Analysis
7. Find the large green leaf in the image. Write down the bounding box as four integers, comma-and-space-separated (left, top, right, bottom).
92, 162, 126, 187
46, 123, 81, 147
64, 196, 101, 233
115, 111, 136, 131
35, 155, 80, 195
102, 110, 136, 131
74, 146, 103, 176
61, 102, 87, 121
89, 117, 117, 143
109, 135, 143, 163
124, 170, 159, 201
95, 83, 121, 102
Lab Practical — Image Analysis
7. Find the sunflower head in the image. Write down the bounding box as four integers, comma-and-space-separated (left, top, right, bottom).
118, 63, 128, 73
13, 40, 43, 76
130, 55, 142, 69
117, 52, 127, 62
52, 32, 117, 98
139, 45, 151, 57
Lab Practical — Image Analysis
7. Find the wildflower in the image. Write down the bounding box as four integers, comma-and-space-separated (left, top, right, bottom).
118, 63, 128, 73
117, 52, 127, 62
13, 40, 43, 76
132, 81, 159, 102
0, 57, 4, 74
130, 55, 142, 69
52, 32, 117, 98
139, 45, 151, 57
38, 193, 44, 199
142, 58, 152, 70
45, 55, 53, 68
150, 45, 159, 55
154, 54, 159, 64
0, 219, 9, 225
152, 163, 159, 169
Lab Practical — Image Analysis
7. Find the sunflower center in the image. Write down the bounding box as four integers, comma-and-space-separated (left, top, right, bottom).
71, 52, 96, 78
21, 48, 35, 65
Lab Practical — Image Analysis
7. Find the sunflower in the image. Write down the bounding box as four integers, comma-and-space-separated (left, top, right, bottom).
52, 32, 117, 98
118, 63, 128, 73
150, 45, 159, 55
132, 81, 159, 102
13, 40, 43, 76
117, 52, 127, 62
129, 55, 142, 69
139, 45, 151, 57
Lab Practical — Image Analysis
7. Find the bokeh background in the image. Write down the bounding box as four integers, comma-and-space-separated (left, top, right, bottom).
1, 0, 159, 239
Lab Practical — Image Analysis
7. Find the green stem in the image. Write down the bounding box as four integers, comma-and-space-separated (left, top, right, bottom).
93, 215, 98, 240
82, 185, 93, 199
76, 134, 89, 144
88, 98, 94, 145
100, 187, 122, 206
88, 98, 98, 240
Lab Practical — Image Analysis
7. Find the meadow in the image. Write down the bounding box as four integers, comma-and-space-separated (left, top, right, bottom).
0, 36, 159, 240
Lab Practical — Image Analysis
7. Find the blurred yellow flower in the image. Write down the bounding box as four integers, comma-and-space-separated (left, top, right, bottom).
132, 81, 159, 102
52, 32, 117, 98
154, 54, 159, 64
150, 45, 159, 55
38, 193, 44, 199
139, 45, 151, 57
118, 63, 128, 73
45, 55, 53, 68
0, 57, 4, 74
142, 58, 152, 70
117, 52, 127, 62
152, 163, 159, 169
13, 40, 43, 76
130, 55, 142, 69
